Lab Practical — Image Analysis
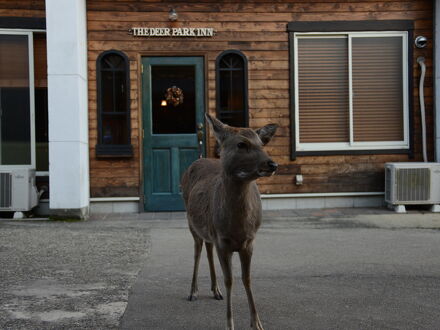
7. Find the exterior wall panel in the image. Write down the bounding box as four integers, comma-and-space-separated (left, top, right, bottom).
81, 0, 433, 197
1, 0, 434, 199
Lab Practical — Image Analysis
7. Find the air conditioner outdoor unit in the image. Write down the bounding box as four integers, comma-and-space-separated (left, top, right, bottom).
0, 168, 38, 212
385, 162, 440, 213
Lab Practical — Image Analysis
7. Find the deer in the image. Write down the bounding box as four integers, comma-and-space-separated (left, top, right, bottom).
181, 113, 278, 330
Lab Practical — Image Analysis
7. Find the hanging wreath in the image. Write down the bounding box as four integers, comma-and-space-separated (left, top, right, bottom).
165, 86, 184, 107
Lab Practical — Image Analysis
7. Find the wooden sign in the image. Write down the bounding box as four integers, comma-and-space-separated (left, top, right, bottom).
130, 27, 215, 37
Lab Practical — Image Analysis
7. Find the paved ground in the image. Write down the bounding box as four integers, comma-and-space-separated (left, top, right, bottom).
0, 214, 153, 330
1, 208, 440, 329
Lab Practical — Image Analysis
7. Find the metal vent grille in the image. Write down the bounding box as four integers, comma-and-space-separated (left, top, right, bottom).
0, 172, 12, 208
385, 167, 392, 201
396, 168, 430, 202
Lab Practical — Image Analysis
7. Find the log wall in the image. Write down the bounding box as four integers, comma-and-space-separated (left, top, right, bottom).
86, 0, 434, 197
1, 0, 433, 198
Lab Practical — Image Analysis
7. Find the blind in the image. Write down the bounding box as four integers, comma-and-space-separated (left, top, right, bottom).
298, 37, 349, 143
352, 36, 404, 142
0, 34, 29, 88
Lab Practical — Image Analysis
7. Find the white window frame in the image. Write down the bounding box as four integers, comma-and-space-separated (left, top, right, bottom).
294, 31, 409, 152
0, 29, 46, 176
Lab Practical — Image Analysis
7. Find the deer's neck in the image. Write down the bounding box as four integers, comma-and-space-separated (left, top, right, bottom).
218, 172, 261, 236
221, 172, 255, 209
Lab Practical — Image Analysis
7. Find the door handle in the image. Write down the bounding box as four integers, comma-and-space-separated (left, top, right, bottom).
197, 123, 204, 158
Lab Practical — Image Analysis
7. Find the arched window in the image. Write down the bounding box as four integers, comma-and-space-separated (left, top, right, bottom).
96, 50, 132, 157
216, 50, 248, 127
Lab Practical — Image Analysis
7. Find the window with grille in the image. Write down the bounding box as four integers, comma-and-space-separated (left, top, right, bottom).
96, 50, 133, 157
216, 50, 248, 128
293, 32, 409, 153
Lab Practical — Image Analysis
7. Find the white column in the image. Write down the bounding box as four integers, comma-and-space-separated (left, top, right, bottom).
46, 0, 89, 218
435, 0, 440, 161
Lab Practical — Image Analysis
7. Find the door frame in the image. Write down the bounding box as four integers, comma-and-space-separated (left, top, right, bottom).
140, 55, 207, 211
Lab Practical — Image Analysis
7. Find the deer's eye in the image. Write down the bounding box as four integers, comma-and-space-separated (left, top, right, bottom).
237, 142, 247, 149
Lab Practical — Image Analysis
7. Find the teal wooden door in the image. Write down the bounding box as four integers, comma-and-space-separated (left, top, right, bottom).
142, 57, 205, 211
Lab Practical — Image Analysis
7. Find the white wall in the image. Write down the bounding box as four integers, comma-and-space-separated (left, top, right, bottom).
46, 0, 89, 217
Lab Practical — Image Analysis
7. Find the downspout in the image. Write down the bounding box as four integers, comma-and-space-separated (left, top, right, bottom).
417, 57, 428, 162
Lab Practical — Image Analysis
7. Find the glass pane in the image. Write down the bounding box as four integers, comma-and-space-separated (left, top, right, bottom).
352, 36, 404, 142
152, 65, 196, 134
35, 88, 48, 171
218, 68, 245, 126
218, 53, 246, 127
219, 112, 244, 128
101, 70, 114, 112
102, 54, 124, 69
102, 115, 128, 144
34, 34, 48, 170
230, 70, 244, 111
219, 70, 231, 110
298, 37, 349, 143
0, 34, 31, 165
219, 53, 243, 69
114, 70, 127, 112
33, 33, 47, 88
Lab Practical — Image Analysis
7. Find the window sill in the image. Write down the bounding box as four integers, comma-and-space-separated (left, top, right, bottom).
96, 144, 133, 158
294, 148, 410, 157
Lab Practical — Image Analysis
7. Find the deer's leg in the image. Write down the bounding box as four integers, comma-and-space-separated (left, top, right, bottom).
216, 246, 234, 330
205, 242, 223, 300
188, 232, 203, 301
239, 243, 263, 330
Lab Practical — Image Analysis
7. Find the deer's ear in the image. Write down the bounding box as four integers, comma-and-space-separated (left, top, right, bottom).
256, 124, 278, 145
205, 113, 229, 143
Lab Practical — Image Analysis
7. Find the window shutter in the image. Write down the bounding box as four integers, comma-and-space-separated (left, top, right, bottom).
298, 38, 349, 143
352, 36, 404, 142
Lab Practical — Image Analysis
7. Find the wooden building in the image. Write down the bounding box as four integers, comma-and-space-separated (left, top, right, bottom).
0, 0, 438, 217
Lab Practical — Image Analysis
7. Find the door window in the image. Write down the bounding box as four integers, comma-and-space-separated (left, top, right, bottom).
151, 65, 196, 134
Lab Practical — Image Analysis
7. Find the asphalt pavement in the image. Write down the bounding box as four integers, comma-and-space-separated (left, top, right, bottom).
1, 208, 440, 329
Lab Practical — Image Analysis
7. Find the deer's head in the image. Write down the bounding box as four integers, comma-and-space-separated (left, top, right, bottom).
206, 114, 278, 181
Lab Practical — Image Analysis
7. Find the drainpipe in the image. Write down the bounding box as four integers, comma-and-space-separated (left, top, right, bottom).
435, 0, 440, 161
417, 57, 428, 162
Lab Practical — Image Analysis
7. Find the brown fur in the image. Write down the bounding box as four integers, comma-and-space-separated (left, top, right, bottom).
181, 114, 278, 330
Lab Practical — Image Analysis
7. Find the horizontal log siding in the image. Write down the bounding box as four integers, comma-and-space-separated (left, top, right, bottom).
0, 2, 45, 20
86, 0, 434, 197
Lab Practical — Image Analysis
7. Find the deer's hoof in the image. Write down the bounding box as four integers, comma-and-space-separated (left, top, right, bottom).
212, 288, 223, 300
187, 294, 198, 302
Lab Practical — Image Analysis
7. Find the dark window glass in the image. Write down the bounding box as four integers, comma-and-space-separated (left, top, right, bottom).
151, 65, 196, 134
102, 54, 124, 70
102, 115, 128, 144
114, 71, 127, 111
0, 88, 31, 165
34, 33, 49, 172
101, 71, 113, 112
0, 34, 31, 165
35, 88, 48, 171
96, 50, 132, 156
216, 51, 248, 128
